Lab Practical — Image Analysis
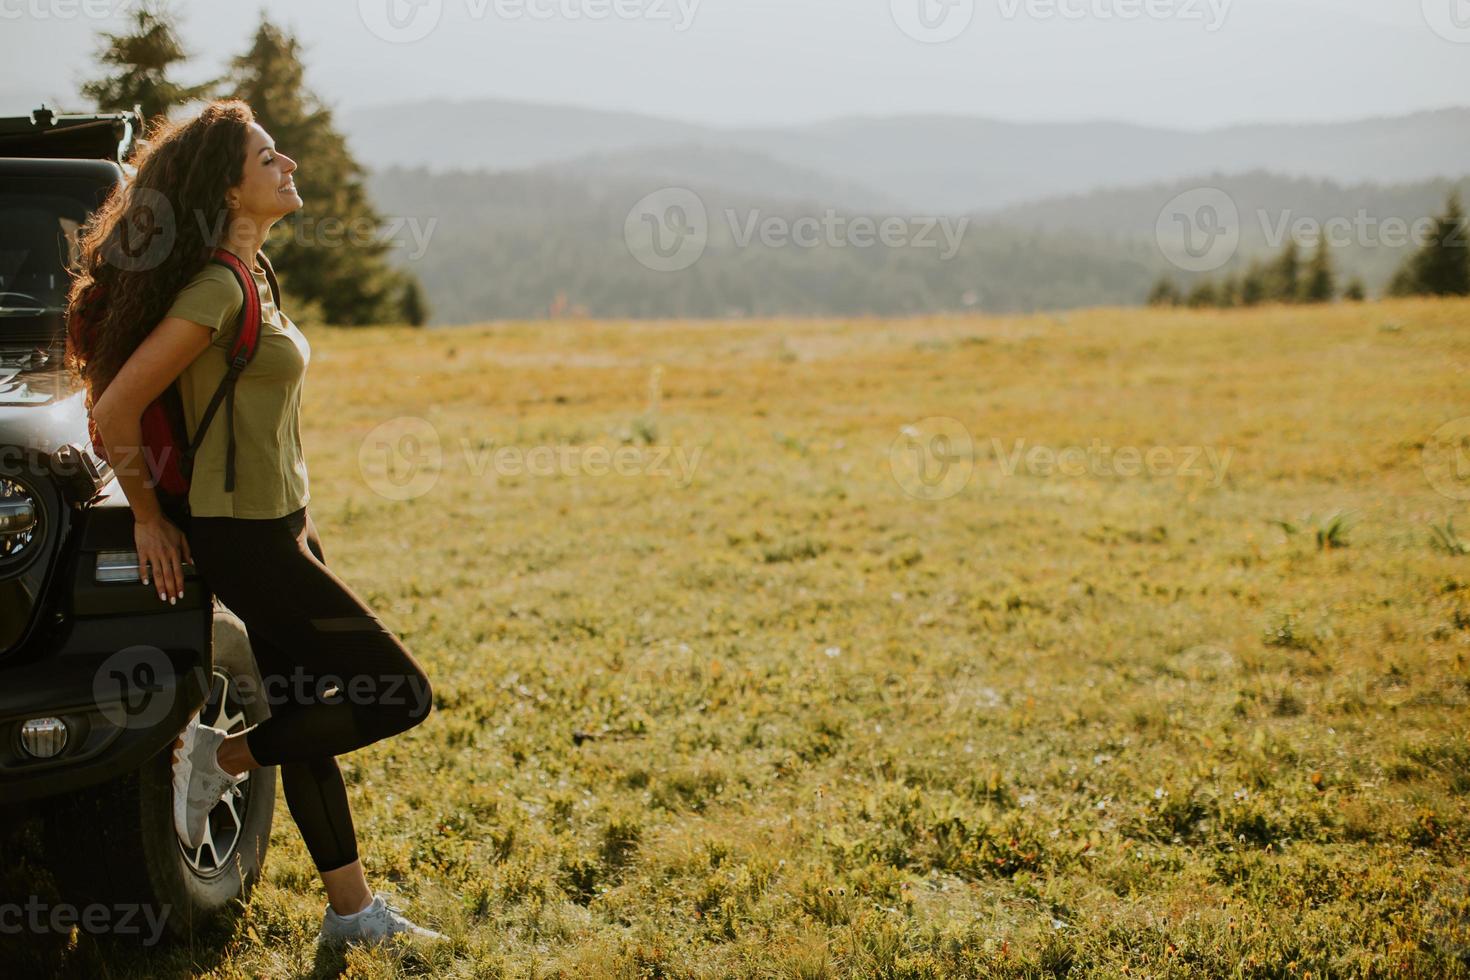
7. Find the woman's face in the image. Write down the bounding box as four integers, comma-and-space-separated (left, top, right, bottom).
228, 122, 302, 223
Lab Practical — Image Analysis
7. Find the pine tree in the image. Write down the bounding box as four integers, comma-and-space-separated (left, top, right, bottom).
1217, 274, 1240, 308
1270, 239, 1301, 303
227, 17, 422, 325
81, 1, 216, 127
1147, 276, 1181, 306
1301, 237, 1336, 303
1239, 260, 1267, 307
1185, 279, 1219, 309
1386, 265, 1417, 297
1343, 277, 1367, 302
1388, 192, 1470, 297
400, 278, 429, 327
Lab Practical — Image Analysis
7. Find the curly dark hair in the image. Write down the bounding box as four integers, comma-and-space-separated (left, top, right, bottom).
64, 99, 255, 412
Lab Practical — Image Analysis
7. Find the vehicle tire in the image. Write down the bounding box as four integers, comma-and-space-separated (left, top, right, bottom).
43, 606, 276, 942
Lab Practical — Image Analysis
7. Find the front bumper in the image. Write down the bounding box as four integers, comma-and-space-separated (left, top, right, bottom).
0, 609, 212, 803
0, 473, 214, 804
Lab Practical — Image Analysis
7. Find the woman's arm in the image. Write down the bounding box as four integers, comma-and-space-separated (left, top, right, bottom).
92, 316, 216, 604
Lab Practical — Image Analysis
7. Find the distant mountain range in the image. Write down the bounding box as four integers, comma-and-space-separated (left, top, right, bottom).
365, 164, 1161, 324
364, 164, 1466, 325
345, 98, 1470, 324
344, 98, 1470, 212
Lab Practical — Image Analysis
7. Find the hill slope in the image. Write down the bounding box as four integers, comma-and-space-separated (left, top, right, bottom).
346, 99, 1470, 211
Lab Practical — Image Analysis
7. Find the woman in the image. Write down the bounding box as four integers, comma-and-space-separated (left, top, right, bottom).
65, 100, 442, 949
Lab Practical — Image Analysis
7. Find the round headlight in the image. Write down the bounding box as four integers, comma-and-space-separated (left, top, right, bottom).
0, 474, 42, 569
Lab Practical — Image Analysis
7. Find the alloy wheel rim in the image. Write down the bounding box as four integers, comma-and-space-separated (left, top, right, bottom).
179, 667, 252, 877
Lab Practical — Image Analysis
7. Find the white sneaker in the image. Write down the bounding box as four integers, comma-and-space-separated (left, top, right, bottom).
170, 714, 244, 849
316, 893, 447, 949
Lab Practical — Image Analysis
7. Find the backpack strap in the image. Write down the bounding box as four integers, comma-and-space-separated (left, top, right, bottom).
180, 249, 270, 493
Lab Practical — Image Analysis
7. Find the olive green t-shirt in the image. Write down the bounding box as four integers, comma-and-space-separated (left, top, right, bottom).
164, 260, 311, 519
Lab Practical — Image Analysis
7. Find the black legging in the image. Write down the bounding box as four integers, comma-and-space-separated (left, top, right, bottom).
182, 505, 433, 873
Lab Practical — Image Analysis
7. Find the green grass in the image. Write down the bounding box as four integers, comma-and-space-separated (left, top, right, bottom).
10, 298, 1470, 976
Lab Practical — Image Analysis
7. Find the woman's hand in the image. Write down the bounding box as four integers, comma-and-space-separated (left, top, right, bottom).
134, 516, 192, 604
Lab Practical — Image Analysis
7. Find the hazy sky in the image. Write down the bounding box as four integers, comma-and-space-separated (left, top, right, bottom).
3, 0, 1467, 130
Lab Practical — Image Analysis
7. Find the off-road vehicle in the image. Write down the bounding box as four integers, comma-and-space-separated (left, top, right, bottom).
0, 105, 275, 942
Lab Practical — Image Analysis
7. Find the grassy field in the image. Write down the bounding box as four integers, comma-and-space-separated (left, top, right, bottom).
13, 298, 1470, 977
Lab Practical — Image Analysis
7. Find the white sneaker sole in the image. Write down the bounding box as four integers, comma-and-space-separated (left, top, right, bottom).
176, 724, 239, 849
170, 712, 202, 844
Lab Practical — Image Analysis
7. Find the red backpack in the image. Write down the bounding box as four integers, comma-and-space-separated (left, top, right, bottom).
71, 248, 280, 505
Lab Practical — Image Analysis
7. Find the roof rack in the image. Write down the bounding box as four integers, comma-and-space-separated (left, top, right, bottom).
0, 104, 144, 165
